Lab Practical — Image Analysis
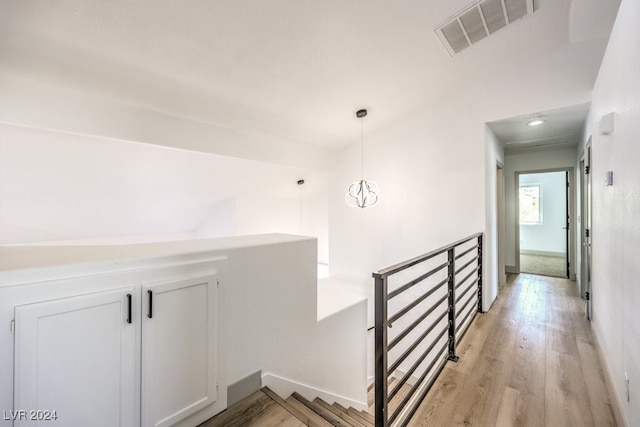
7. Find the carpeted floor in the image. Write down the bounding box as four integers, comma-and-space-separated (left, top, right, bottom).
520, 253, 567, 278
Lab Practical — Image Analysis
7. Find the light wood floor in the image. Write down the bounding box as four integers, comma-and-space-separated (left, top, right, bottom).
408, 273, 618, 427
201, 273, 618, 426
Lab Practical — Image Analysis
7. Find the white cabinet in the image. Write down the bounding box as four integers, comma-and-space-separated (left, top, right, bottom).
14, 288, 137, 427
11, 271, 222, 427
141, 275, 218, 427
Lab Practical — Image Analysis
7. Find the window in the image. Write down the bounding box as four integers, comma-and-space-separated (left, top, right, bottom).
519, 185, 541, 224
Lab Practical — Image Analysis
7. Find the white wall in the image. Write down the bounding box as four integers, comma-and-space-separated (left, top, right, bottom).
196, 198, 237, 238
195, 187, 330, 265
328, 101, 485, 300
328, 95, 589, 313
302, 185, 330, 266
0, 122, 329, 264
519, 171, 566, 254
0, 235, 369, 424
224, 238, 366, 407
503, 148, 577, 270
0, 73, 332, 171
579, 0, 640, 423
485, 125, 505, 302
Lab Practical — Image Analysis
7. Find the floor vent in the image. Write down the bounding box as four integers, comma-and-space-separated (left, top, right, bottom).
435, 0, 535, 55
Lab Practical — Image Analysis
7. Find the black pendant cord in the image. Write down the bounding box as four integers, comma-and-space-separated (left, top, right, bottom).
361, 118, 365, 182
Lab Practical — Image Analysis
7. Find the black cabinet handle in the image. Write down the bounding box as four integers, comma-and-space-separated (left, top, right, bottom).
148, 290, 153, 318
126, 294, 132, 324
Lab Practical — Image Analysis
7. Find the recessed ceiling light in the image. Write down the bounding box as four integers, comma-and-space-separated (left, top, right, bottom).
526, 117, 545, 126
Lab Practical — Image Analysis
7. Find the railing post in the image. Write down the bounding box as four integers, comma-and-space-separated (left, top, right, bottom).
477, 234, 483, 313
373, 273, 388, 427
447, 248, 459, 362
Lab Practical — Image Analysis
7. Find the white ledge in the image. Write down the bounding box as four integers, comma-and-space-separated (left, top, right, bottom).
317, 277, 371, 324
0, 233, 312, 272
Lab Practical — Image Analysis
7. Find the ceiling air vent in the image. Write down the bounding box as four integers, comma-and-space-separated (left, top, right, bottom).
435, 0, 535, 56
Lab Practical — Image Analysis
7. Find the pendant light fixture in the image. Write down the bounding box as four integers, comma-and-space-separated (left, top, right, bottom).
346, 108, 378, 208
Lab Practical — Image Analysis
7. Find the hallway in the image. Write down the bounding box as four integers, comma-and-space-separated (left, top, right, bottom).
409, 273, 618, 426
201, 273, 619, 426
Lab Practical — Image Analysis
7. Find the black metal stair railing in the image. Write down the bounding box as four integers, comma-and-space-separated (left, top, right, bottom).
373, 232, 483, 427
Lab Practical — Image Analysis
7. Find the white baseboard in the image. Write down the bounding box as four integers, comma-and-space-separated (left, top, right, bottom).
590, 326, 628, 427
505, 265, 518, 274
262, 372, 368, 411
520, 249, 565, 257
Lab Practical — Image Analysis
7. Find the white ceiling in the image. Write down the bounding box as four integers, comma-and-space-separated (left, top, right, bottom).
0, 0, 622, 245
0, 0, 621, 150
489, 102, 591, 154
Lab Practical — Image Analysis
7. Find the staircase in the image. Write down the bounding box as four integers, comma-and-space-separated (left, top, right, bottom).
200, 387, 375, 427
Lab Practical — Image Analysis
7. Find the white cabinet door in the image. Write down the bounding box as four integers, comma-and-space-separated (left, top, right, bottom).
141, 275, 217, 427
14, 288, 136, 427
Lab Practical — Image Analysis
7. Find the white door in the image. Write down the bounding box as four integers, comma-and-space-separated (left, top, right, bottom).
141, 275, 217, 427
14, 288, 136, 427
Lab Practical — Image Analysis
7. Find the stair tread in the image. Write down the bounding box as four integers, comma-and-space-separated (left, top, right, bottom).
331, 404, 372, 427
313, 398, 366, 427
199, 390, 303, 427
348, 407, 374, 426
359, 410, 375, 423
261, 387, 315, 426
292, 392, 354, 427
286, 395, 334, 427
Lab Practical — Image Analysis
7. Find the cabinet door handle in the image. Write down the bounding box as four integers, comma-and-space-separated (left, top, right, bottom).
126, 294, 132, 324
148, 290, 153, 319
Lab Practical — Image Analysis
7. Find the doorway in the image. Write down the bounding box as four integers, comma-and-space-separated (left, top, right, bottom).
517, 170, 571, 278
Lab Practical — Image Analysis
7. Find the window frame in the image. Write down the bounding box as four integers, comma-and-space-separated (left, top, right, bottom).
519, 183, 543, 225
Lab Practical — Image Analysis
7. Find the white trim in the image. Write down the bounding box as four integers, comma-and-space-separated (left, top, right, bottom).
520, 249, 565, 257
514, 168, 575, 280
0, 254, 226, 288
591, 325, 628, 427
261, 372, 367, 411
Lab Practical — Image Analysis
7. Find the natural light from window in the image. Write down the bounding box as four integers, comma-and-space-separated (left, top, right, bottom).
520, 185, 541, 224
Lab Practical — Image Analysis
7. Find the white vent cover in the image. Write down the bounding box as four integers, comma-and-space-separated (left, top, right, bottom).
435, 0, 535, 55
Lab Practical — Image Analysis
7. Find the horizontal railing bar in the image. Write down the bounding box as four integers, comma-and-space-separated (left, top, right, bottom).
393, 350, 449, 427
455, 296, 476, 333
456, 302, 477, 336
454, 257, 477, 275
456, 310, 478, 344
373, 232, 482, 426
388, 261, 449, 300
454, 245, 478, 260
455, 266, 479, 290
456, 305, 476, 338
388, 326, 447, 402
388, 294, 448, 351
388, 308, 448, 374
374, 232, 483, 278
455, 278, 478, 305
389, 277, 448, 325
457, 288, 478, 320
389, 341, 449, 425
